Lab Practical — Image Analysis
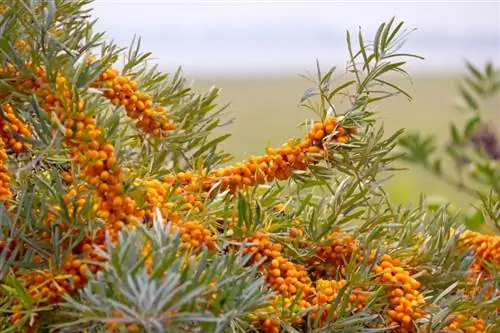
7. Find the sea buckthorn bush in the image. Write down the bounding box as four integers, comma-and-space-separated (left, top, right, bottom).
0, 1, 498, 333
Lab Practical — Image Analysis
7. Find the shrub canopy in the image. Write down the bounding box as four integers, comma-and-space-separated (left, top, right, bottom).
0, 1, 498, 333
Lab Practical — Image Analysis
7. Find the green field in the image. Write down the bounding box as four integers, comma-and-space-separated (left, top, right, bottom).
193, 74, 498, 208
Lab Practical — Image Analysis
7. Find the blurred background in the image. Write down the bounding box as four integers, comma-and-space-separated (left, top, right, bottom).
91, 0, 500, 206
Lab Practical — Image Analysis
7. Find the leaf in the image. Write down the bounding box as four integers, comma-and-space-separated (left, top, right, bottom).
0, 38, 10, 54
458, 84, 479, 111
466, 61, 484, 81
346, 30, 361, 86
328, 80, 356, 100
5, 275, 32, 308
383, 53, 425, 60
237, 194, 248, 230
320, 65, 336, 87
386, 21, 405, 48
485, 62, 495, 78
193, 134, 232, 159
376, 61, 407, 77
374, 78, 412, 100
463, 77, 484, 95
450, 123, 461, 145
357, 61, 406, 94
433, 159, 442, 174
45, 0, 57, 28
358, 27, 370, 72
373, 22, 385, 60
463, 116, 480, 139
380, 17, 395, 52
300, 87, 317, 103
30, 95, 52, 145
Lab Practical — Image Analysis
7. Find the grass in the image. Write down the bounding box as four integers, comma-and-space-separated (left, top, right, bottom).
192, 73, 498, 208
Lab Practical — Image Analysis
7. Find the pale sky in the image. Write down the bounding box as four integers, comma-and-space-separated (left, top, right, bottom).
92, 1, 499, 33
90, 1, 500, 76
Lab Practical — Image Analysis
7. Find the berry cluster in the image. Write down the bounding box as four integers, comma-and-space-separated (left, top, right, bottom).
266, 256, 314, 302
459, 230, 499, 273
310, 278, 368, 324
249, 239, 313, 330
229, 228, 431, 332
261, 318, 282, 333
179, 221, 216, 251
444, 312, 486, 333
306, 229, 358, 278
169, 172, 207, 213
139, 179, 173, 220
96, 68, 177, 136
203, 117, 355, 194
12, 255, 88, 328
41, 184, 89, 242
167, 117, 356, 198
237, 233, 283, 265
14, 39, 31, 54
373, 255, 426, 333
62, 105, 143, 237
105, 310, 142, 333
0, 138, 12, 202
28, 66, 144, 238
237, 231, 366, 331
0, 104, 32, 153
459, 230, 499, 303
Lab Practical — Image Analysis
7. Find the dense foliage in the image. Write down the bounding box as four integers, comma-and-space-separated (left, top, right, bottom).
0, 1, 498, 333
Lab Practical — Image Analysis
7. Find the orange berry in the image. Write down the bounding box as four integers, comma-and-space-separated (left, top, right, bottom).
313, 129, 325, 141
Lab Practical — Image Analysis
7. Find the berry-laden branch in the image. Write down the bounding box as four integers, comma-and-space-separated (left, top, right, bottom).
94, 68, 177, 137
0, 59, 178, 153
0, 63, 144, 229
0, 61, 186, 224
305, 229, 358, 278
122, 117, 357, 229
175, 117, 356, 194
444, 313, 487, 333
231, 226, 498, 333
3, 72, 135, 326
53, 101, 143, 234
0, 138, 13, 203
145, 116, 357, 223
227, 230, 425, 332
373, 254, 426, 332
458, 230, 499, 304
1, 61, 356, 230
459, 230, 499, 275
0, 61, 217, 324
7, 70, 216, 314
